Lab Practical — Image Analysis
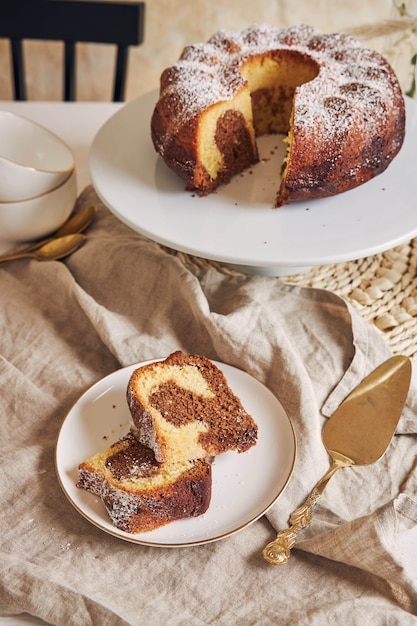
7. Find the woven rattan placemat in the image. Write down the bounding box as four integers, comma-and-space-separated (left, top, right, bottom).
168, 237, 417, 360
281, 239, 417, 359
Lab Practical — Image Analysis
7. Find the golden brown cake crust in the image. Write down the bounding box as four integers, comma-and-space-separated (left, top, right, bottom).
151, 24, 405, 207
77, 433, 212, 533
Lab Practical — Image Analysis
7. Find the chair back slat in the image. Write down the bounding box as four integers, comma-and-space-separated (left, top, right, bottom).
10, 39, 26, 100
64, 41, 76, 102
114, 45, 129, 103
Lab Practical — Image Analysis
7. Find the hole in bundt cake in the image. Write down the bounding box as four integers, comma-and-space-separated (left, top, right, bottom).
241, 51, 320, 203
197, 51, 320, 198
241, 50, 320, 136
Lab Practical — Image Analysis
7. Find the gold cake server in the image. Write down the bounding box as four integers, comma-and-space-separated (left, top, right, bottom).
263, 355, 412, 564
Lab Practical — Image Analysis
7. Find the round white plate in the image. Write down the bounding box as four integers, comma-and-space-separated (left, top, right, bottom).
55, 359, 296, 547
89, 91, 417, 275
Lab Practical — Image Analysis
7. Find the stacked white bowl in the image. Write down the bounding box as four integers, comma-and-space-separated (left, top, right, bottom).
0, 110, 76, 242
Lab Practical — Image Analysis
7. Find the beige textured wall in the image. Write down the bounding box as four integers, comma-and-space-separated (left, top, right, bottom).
0, 0, 416, 101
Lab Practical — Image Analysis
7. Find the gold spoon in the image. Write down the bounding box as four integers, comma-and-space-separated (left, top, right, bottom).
19, 205, 97, 254
0, 233, 86, 265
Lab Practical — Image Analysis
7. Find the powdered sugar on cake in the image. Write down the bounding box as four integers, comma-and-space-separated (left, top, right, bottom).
159, 23, 402, 133
152, 23, 405, 206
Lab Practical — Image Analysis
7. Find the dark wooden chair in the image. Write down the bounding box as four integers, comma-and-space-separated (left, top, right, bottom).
0, 0, 145, 101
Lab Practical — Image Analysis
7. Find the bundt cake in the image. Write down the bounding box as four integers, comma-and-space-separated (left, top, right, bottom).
151, 24, 405, 207
127, 351, 258, 464
77, 432, 212, 533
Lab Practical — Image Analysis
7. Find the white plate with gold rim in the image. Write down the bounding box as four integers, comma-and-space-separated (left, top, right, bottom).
55, 359, 296, 547
89, 92, 417, 276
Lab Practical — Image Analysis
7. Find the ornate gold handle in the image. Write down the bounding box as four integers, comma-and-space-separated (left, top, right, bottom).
263, 455, 353, 564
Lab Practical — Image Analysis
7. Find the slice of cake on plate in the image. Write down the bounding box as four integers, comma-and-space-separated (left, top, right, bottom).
77, 352, 258, 533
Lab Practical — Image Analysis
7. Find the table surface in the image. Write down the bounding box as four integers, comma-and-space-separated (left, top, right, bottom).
0, 101, 416, 624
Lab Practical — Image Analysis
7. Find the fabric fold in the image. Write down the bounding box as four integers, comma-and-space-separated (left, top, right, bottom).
1, 185, 416, 625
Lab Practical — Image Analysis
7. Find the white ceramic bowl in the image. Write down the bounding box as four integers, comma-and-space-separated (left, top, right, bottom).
0, 110, 75, 202
0, 168, 77, 242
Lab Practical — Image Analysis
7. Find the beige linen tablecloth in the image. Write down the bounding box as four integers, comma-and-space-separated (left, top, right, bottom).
1, 186, 417, 625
